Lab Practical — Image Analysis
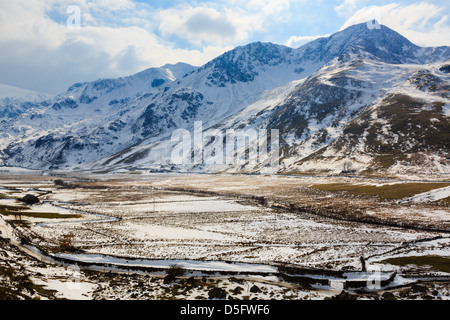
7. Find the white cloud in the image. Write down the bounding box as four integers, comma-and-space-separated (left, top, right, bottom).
0, 0, 65, 47
335, 0, 364, 16
286, 34, 331, 48
157, 0, 308, 47
0, 0, 232, 93
244, 0, 293, 15
1, 0, 448, 94
340, 2, 450, 47
158, 6, 263, 46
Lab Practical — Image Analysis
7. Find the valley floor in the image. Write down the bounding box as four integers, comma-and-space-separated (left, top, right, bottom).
0, 169, 449, 300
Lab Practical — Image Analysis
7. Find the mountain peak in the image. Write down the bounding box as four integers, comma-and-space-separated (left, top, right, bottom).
161, 62, 198, 80
198, 41, 294, 87
206, 41, 292, 67
366, 19, 381, 30
296, 21, 428, 64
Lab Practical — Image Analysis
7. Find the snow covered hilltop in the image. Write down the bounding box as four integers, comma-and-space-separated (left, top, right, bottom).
0, 21, 449, 176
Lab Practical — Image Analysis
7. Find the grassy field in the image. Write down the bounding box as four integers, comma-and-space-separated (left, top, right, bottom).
0, 204, 26, 216
382, 256, 450, 273
309, 183, 450, 200
0, 204, 82, 219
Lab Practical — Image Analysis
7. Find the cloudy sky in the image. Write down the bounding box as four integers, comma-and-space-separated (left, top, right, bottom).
0, 0, 449, 94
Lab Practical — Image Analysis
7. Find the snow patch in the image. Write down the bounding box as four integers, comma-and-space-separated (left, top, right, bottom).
399, 186, 450, 204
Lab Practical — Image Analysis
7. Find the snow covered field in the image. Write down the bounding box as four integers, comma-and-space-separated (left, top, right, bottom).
1, 171, 449, 300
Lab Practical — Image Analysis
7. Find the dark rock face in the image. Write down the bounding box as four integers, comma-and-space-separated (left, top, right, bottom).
439, 65, 450, 73
250, 285, 262, 293
152, 79, 166, 88
22, 194, 40, 205
331, 290, 358, 300
203, 42, 292, 87
138, 103, 169, 137
381, 292, 397, 300
79, 93, 98, 104
208, 287, 227, 299
52, 98, 78, 110
163, 274, 176, 284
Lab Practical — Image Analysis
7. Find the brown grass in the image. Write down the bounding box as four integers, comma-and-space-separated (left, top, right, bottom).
382, 256, 450, 273
309, 183, 450, 200
0, 205, 81, 219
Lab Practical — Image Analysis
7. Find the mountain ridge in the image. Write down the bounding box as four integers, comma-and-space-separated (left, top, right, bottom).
0, 83, 53, 119
0, 21, 449, 176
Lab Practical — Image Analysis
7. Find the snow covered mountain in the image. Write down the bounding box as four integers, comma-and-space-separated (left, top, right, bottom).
0, 21, 449, 175
0, 63, 197, 168
0, 84, 53, 119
